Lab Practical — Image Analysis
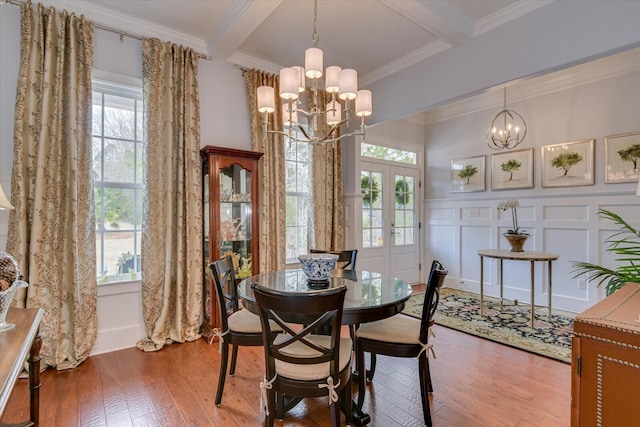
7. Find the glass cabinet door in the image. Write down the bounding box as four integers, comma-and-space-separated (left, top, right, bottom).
218, 164, 253, 279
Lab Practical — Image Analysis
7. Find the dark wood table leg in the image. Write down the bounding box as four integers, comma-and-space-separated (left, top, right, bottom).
28, 334, 42, 427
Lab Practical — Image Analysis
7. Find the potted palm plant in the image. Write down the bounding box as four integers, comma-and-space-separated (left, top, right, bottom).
572, 209, 640, 295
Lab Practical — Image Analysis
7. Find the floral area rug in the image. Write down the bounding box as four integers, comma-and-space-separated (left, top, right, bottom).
402, 288, 574, 363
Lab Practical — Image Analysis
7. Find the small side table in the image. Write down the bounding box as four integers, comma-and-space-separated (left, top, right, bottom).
478, 249, 559, 328
0, 307, 43, 427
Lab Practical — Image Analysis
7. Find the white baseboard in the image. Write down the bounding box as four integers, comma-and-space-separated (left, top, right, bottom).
91, 324, 143, 356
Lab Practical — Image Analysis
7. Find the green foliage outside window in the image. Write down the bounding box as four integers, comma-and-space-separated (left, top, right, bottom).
361, 175, 380, 206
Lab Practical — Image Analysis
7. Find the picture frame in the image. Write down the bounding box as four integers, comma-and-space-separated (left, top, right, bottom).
541, 139, 594, 188
604, 131, 640, 183
451, 155, 485, 193
490, 148, 534, 191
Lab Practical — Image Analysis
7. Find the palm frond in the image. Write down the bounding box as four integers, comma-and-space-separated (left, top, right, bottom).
571, 209, 640, 295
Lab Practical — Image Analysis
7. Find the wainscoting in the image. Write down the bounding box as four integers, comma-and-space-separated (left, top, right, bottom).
425, 191, 639, 313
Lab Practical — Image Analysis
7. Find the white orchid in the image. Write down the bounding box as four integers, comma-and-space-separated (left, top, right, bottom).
497, 199, 526, 234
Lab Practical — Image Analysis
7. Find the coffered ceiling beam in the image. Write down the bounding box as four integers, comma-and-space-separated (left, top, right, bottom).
380, 0, 474, 46
205, 0, 282, 61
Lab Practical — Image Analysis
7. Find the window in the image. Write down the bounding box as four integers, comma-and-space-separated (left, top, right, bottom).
285, 135, 310, 263
361, 142, 417, 164
92, 80, 144, 283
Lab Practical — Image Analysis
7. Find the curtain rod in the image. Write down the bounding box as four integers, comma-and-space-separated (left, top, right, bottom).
4, 0, 212, 61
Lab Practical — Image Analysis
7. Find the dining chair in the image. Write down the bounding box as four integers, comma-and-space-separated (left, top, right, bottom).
365, 260, 444, 391
208, 256, 275, 406
355, 262, 448, 427
309, 248, 357, 270
252, 283, 352, 427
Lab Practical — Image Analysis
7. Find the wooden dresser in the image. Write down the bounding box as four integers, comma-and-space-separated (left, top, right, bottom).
571, 283, 640, 426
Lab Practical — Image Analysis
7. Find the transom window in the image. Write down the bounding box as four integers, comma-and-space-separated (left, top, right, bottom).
361, 142, 417, 164
92, 79, 144, 283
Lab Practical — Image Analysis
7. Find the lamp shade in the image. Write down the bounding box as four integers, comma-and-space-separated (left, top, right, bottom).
257, 86, 275, 113
338, 69, 357, 100
292, 66, 306, 93
305, 47, 323, 78
325, 66, 341, 93
0, 183, 14, 210
279, 68, 300, 100
355, 90, 372, 117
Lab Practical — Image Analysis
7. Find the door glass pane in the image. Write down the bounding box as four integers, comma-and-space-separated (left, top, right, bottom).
362, 170, 384, 248
393, 174, 416, 247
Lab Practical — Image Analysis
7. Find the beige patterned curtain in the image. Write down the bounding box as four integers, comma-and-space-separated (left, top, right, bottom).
309, 91, 345, 251
245, 69, 286, 272
7, 1, 96, 370
136, 38, 203, 352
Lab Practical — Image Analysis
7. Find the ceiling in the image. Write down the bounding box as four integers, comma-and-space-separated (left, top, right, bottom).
45, 0, 638, 124
83, 0, 549, 87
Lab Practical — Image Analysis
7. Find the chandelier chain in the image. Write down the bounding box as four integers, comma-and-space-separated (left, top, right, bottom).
312, 0, 319, 47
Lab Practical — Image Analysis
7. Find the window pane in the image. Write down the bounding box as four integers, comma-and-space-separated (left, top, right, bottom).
92, 137, 103, 181
104, 94, 136, 139
103, 139, 137, 183
372, 228, 383, 247
362, 229, 371, 248
371, 210, 383, 228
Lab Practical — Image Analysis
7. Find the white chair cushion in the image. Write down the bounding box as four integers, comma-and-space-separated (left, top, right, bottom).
228, 309, 282, 333
356, 313, 421, 344
273, 334, 353, 381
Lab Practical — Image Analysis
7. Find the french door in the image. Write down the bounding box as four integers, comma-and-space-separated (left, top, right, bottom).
360, 162, 421, 283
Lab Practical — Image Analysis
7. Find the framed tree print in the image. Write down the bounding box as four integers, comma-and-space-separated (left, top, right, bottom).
451, 155, 485, 193
604, 131, 640, 183
541, 139, 594, 188
491, 148, 534, 190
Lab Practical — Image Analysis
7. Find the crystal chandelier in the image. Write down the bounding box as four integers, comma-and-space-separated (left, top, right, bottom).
487, 88, 527, 150
256, 0, 372, 145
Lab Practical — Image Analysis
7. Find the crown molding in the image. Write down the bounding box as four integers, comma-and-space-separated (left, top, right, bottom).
475, 0, 555, 35
360, 39, 451, 87
423, 46, 640, 125
227, 52, 282, 76
45, 0, 209, 54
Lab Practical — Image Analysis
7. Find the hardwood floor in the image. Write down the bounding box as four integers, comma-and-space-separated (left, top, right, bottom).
1, 320, 570, 427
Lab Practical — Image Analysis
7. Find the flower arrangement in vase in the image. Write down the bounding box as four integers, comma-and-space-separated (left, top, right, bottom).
497, 199, 529, 252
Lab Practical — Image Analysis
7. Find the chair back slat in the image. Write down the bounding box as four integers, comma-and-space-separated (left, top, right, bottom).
252, 284, 347, 371
419, 261, 448, 343
208, 256, 239, 331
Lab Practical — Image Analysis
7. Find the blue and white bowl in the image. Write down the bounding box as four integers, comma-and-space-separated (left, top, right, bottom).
298, 254, 339, 282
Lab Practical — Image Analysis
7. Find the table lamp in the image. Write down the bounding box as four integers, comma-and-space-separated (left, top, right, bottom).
0, 183, 14, 210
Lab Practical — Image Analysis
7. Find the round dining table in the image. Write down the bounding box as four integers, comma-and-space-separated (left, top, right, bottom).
237, 268, 413, 326
237, 268, 413, 425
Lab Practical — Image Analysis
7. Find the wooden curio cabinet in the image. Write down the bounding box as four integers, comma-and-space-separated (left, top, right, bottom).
201, 145, 263, 340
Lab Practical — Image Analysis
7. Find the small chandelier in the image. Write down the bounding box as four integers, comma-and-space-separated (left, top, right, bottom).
487, 88, 527, 150
256, 0, 372, 145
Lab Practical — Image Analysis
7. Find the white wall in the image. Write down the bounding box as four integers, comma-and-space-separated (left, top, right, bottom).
424, 70, 640, 313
